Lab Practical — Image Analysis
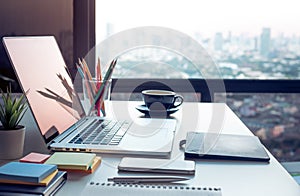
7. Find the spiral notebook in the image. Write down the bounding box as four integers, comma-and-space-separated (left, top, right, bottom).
81, 182, 222, 196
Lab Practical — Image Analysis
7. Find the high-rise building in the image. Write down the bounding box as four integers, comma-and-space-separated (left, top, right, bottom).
214, 32, 223, 51
260, 28, 271, 57
227, 31, 232, 43
254, 37, 258, 51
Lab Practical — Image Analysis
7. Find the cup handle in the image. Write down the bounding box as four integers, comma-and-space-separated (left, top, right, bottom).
173, 95, 184, 107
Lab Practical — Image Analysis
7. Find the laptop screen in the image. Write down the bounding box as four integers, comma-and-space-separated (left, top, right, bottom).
3, 36, 83, 140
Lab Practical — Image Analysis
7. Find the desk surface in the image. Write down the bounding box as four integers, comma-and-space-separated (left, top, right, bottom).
2, 101, 300, 196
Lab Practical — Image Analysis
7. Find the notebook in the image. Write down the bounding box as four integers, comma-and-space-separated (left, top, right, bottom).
0, 170, 58, 186
3, 36, 176, 158
0, 171, 67, 196
81, 182, 222, 196
184, 132, 270, 162
44, 152, 96, 170
0, 162, 57, 183
63, 157, 101, 174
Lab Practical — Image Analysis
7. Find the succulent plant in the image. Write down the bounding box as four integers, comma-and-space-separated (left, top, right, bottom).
0, 86, 27, 130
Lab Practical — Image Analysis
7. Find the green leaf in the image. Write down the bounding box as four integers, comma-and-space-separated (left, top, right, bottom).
9, 111, 19, 128
15, 108, 27, 127
0, 86, 28, 129
0, 110, 6, 126
0, 103, 5, 117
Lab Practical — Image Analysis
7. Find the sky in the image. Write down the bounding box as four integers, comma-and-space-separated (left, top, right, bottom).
96, 0, 300, 42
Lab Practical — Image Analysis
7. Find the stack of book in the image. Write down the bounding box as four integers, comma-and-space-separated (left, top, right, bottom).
45, 152, 101, 173
0, 162, 67, 195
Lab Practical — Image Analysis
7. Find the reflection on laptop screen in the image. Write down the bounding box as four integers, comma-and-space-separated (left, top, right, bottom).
3, 36, 82, 137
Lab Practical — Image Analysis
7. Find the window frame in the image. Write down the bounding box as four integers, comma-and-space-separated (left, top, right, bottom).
75, 1, 300, 102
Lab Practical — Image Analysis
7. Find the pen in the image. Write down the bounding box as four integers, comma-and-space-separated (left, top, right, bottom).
107, 176, 190, 183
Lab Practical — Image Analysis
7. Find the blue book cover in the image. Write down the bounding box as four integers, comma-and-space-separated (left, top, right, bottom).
0, 162, 57, 183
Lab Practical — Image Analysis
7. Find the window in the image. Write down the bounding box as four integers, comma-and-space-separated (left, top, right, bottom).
96, 0, 300, 79
96, 0, 300, 162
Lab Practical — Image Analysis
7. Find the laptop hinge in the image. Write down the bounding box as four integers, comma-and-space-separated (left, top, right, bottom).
44, 126, 59, 144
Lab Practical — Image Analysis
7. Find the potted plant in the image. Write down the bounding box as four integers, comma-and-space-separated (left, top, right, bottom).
0, 86, 27, 159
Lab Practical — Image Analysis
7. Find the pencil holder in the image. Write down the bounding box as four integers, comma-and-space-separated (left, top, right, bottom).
82, 78, 112, 117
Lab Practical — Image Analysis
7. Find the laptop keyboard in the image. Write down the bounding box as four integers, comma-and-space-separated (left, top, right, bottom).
68, 119, 131, 146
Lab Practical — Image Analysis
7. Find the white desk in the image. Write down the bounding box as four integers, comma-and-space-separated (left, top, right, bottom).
2, 101, 300, 195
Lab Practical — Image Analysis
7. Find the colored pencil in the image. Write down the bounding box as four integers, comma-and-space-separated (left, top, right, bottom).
88, 58, 117, 116
95, 58, 106, 116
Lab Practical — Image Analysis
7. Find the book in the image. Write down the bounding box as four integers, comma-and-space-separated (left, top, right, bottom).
0, 162, 57, 183
0, 171, 67, 196
184, 132, 270, 162
20, 152, 51, 163
63, 156, 101, 173
44, 152, 96, 170
0, 170, 58, 186
81, 182, 222, 196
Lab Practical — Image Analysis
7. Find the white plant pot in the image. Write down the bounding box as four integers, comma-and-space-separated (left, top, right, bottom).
0, 126, 25, 160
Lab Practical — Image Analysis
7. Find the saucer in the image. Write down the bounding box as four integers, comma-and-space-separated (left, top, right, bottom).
135, 105, 179, 116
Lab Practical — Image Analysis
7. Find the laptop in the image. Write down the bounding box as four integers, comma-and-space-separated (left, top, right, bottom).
3, 36, 177, 158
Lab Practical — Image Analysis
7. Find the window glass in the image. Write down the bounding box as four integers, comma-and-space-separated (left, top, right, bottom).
216, 93, 300, 162
96, 0, 300, 79
96, 1, 300, 162
113, 47, 202, 78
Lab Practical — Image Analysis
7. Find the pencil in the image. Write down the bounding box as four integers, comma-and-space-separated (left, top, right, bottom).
95, 57, 106, 116
78, 59, 94, 104
88, 58, 117, 116
76, 63, 85, 79
82, 58, 96, 91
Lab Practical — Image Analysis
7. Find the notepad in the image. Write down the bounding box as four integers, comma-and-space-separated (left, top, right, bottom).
0, 162, 57, 183
63, 156, 101, 173
0, 170, 58, 186
81, 182, 222, 196
45, 152, 96, 170
19, 152, 51, 163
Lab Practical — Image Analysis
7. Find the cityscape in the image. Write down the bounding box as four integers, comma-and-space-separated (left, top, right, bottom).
104, 26, 300, 162
201, 28, 300, 162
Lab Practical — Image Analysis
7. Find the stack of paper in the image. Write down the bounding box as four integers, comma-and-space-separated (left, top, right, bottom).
0, 162, 58, 186
45, 152, 101, 173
